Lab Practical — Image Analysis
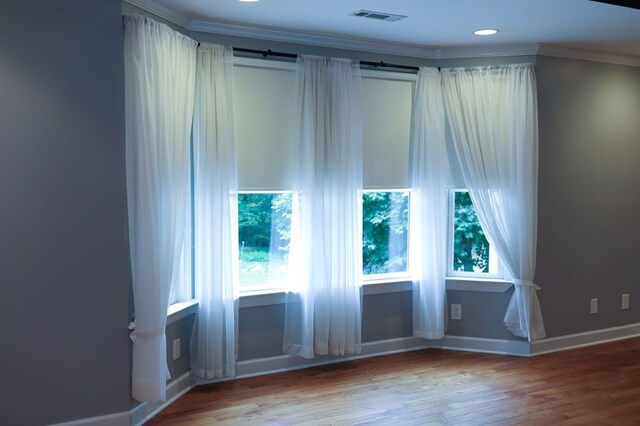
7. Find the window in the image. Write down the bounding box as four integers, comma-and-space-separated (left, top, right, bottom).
362, 190, 410, 278
233, 61, 416, 291
238, 192, 292, 292
448, 190, 500, 278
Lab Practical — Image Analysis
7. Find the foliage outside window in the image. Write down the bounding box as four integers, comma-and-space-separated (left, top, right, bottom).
238, 192, 292, 291
362, 191, 410, 277
451, 190, 499, 276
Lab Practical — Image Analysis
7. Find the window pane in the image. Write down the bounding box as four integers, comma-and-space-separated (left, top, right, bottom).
362, 191, 409, 275
453, 191, 492, 273
238, 193, 292, 291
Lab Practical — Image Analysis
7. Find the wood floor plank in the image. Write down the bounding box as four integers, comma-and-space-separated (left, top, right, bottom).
149, 337, 640, 425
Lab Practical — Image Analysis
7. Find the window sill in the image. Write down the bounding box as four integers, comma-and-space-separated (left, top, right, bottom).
239, 290, 287, 308
167, 299, 198, 325
234, 278, 512, 308
445, 277, 513, 293
363, 279, 412, 295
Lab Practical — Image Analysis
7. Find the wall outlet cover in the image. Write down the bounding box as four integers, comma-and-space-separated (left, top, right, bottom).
590, 298, 598, 314
622, 294, 630, 310
173, 338, 181, 361
451, 304, 462, 320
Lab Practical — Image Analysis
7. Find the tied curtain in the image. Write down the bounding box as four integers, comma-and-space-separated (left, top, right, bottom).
441, 64, 546, 341
409, 68, 448, 339
125, 14, 238, 401
284, 55, 363, 359
191, 43, 239, 380
124, 15, 196, 402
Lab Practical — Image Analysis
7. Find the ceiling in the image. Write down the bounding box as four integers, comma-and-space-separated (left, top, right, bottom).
127, 0, 640, 62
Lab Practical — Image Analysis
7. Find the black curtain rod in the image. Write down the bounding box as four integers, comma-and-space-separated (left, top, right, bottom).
233, 47, 297, 59
232, 47, 422, 72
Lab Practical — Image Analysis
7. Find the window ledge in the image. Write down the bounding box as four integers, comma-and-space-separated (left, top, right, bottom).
445, 278, 513, 293
167, 299, 198, 325
235, 278, 514, 309
363, 279, 412, 295
239, 290, 286, 308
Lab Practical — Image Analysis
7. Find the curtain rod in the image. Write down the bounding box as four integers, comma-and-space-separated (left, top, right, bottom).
232, 47, 422, 73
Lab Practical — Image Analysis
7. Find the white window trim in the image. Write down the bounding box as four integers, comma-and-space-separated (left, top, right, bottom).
445, 277, 513, 293
234, 277, 512, 309
167, 299, 198, 325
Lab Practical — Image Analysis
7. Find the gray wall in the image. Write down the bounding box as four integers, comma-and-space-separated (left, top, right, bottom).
535, 56, 640, 337
0, 1, 131, 424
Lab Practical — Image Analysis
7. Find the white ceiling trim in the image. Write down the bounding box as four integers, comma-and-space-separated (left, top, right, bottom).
124, 0, 190, 28
188, 19, 440, 59
434, 44, 540, 60
123, 0, 640, 67
537, 44, 640, 68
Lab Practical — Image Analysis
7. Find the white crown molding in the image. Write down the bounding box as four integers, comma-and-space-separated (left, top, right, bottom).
537, 43, 640, 68
123, 0, 191, 28
435, 44, 540, 60
188, 19, 440, 59
187, 20, 544, 60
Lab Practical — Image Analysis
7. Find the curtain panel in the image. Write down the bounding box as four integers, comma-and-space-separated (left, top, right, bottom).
442, 64, 546, 341
191, 43, 239, 380
409, 68, 448, 340
284, 55, 364, 359
124, 15, 197, 402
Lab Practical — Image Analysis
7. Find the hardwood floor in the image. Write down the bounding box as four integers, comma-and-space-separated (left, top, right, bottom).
149, 337, 640, 425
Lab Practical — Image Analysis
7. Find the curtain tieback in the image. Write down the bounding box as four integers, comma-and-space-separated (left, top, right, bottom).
513, 279, 541, 291
128, 321, 164, 342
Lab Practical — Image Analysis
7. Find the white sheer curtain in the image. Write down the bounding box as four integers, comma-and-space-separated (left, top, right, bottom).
124, 15, 196, 402
284, 55, 363, 359
442, 64, 546, 341
191, 43, 239, 379
409, 68, 448, 339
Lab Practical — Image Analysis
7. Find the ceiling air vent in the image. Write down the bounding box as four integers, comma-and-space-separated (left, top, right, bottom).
351, 10, 407, 23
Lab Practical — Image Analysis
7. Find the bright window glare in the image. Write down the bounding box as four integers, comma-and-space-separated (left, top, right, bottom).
362, 191, 410, 276
238, 193, 292, 291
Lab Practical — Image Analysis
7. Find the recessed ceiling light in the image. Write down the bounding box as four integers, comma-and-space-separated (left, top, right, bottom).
238, 0, 259, 2
474, 29, 498, 36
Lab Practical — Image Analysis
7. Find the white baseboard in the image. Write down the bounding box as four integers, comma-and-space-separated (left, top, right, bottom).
51, 410, 131, 426
129, 372, 195, 426
531, 323, 640, 356
224, 335, 528, 382
231, 336, 431, 380
58, 325, 640, 425
435, 335, 530, 356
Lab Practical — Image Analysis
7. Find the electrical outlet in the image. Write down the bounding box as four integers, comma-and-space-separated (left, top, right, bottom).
451, 304, 462, 320
173, 338, 181, 361
622, 294, 630, 310
590, 298, 598, 314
